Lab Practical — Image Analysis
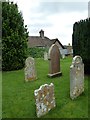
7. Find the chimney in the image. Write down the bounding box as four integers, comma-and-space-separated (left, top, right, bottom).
39, 29, 44, 39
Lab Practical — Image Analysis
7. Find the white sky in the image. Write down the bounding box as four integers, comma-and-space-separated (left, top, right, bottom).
9, 0, 89, 45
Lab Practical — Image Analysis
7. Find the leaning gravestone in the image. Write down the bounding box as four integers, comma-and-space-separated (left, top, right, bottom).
24, 57, 37, 82
70, 55, 84, 100
44, 52, 48, 60
34, 83, 56, 117
48, 44, 62, 77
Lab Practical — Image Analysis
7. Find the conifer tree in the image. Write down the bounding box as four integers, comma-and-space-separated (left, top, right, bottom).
2, 1, 29, 71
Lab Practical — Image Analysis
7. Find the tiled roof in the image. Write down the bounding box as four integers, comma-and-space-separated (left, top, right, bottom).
51, 39, 65, 49
28, 36, 56, 48
28, 29, 65, 49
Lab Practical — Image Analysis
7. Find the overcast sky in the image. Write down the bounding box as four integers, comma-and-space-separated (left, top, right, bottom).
9, 0, 89, 45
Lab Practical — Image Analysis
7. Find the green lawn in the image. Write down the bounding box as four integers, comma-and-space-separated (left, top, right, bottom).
2, 57, 88, 118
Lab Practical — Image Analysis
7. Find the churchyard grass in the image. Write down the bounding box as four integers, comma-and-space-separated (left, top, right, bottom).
2, 56, 88, 118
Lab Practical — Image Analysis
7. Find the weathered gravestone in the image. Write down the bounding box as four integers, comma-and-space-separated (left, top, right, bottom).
34, 83, 56, 117
70, 56, 84, 99
44, 52, 48, 60
48, 44, 62, 77
24, 57, 37, 82
62, 54, 65, 59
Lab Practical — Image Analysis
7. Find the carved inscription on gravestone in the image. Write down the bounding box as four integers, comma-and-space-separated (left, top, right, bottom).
70, 56, 84, 99
34, 83, 56, 117
48, 44, 62, 77
24, 57, 37, 82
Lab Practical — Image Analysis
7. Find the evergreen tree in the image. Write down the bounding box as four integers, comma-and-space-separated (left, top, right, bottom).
2, 1, 29, 71
72, 18, 90, 74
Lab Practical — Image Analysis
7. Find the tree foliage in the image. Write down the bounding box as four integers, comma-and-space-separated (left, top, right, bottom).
72, 18, 90, 74
2, 1, 28, 71
28, 47, 48, 58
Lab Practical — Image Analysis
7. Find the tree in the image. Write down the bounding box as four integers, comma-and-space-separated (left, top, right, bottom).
72, 18, 90, 74
2, 1, 29, 71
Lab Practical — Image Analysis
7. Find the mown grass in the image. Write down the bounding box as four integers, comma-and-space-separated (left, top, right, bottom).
2, 57, 88, 118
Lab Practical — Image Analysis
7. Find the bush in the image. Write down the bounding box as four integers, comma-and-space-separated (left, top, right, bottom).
2, 2, 28, 71
27, 47, 48, 58
72, 18, 90, 74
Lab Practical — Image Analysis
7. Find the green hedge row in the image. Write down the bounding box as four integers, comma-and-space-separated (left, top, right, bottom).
72, 18, 90, 74
27, 47, 48, 58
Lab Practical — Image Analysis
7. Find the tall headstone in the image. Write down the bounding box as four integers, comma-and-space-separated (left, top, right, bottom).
44, 52, 48, 60
48, 44, 62, 77
70, 56, 84, 100
24, 57, 37, 82
34, 83, 56, 117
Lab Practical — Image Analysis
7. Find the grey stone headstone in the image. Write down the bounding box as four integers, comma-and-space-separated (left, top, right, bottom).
44, 52, 48, 60
34, 83, 56, 118
70, 56, 84, 100
24, 57, 37, 82
62, 54, 65, 59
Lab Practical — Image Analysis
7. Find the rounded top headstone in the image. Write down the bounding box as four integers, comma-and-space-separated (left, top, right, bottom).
72, 55, 82, 64
25, 57, 34, 66
48, 44, 60, 59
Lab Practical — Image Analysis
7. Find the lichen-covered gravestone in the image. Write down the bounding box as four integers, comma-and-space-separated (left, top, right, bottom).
70, 56, 84, 99
34, 83, 56, 117
24, 57, 37, 82
48, 44, 62, 77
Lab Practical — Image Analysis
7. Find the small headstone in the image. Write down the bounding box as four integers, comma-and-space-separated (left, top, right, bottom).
70, 55, 84, 99
62, 54, 65, 59
48, 44, 62, 77
44, 52, 48, 60
34, 83, 56, 117
24, 57, 37, 82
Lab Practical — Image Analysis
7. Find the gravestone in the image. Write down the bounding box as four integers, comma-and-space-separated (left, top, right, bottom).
48, 44, 62, 77
34, 83, 56, 117
70, 55, 84, 100
44, 52, 48, 60
24, 57, 37, 82
62, 54, 65, 59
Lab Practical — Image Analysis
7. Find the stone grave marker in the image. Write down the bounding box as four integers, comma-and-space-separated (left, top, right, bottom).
62, 54, 65, 59
70, 55, 84, 99
48, 44, 62, 77
24, 57, 37, 82
34, 83, 56, 117
44, 52, 48, 60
